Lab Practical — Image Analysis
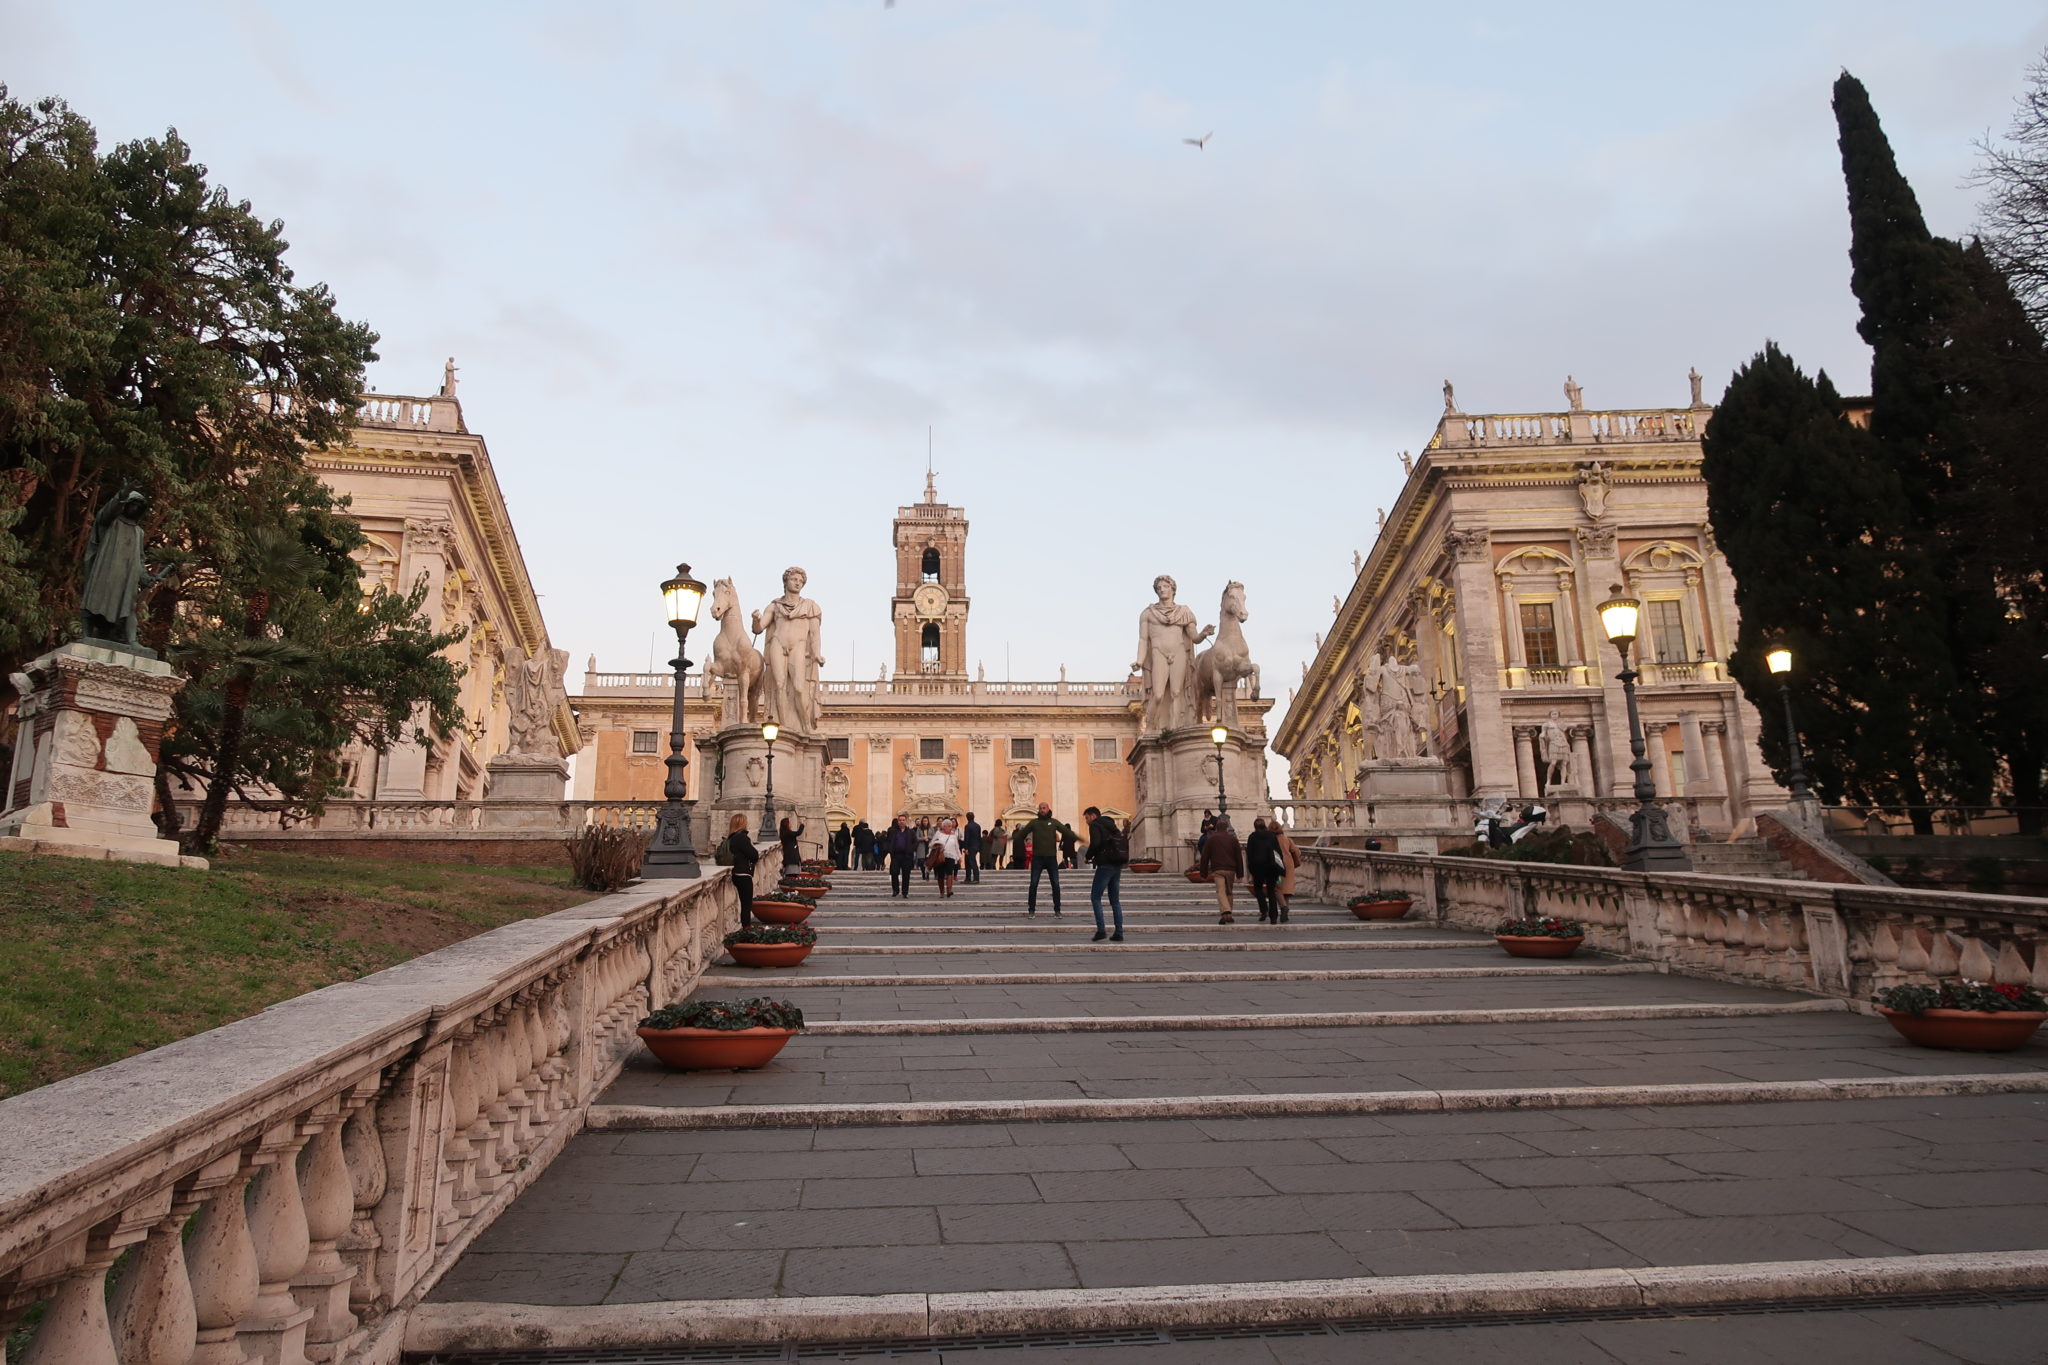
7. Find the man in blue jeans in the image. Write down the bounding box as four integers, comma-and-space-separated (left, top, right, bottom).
1083, 805, 1127, 942
1018, 802, 1078, 916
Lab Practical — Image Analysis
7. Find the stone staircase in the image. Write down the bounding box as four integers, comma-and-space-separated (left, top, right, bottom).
407, 867, 2048, 1362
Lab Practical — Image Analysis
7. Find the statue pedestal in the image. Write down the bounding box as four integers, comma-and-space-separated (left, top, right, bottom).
702, 725, 828, 860
1355, 760, 1460, 852
479, 753, 570, 830
1128, 726, 1269, 871
0, 643, 204, 869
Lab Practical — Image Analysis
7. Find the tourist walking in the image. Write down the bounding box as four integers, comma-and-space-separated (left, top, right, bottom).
723, 813, 759, 926
961, 812, 983, 883
932, 816, 964, 898
1245, 817, 1285, 923
1275, 820, 1302, 914
988, 819, 1007, 870
778, 814, 804, 868
1083, 804, 1128, 942
1198, 815, 1244, 925
831, 822, 851, 870
887, 815, 916, 898
1010, 821, 1029, 872
1019, 802, 1077, 916
914, 816, 934, 880
851, 820, 873, 871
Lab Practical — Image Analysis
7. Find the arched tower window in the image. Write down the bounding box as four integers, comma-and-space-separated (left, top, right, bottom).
920, 622, 941, 666
921, 546, 941, 582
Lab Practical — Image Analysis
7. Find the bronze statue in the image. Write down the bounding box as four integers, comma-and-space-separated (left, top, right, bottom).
79, 488, 156, 653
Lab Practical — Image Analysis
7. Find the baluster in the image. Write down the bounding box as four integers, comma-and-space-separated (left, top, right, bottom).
109, 1185, 201, 1365
1862, 918, 1900, 990
238, 1121, 314, 1365
438, 1027, 480, 1238
339, 1091, 388, 1318
1957, 932, 1998, 984
1895, 920, 1930, 979
17, 1230, 124, 1365
183, 1152, 259, 1365
293, 1103, 359, 1360
1926, 924, 1962, 983
1738, 905, 1771, 984
1994, 939, 2032, 988
482, 1010, 521, 1188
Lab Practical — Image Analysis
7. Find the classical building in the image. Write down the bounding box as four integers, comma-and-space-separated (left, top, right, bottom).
1274, 378, 1784, 845
572, 477, 1269, 836
316, 365, 577, 801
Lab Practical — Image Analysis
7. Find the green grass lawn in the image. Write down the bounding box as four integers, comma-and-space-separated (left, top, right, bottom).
0, 847, 591, 1098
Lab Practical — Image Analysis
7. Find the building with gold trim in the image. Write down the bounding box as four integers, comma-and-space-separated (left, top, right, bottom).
1275, 382, 1783, 839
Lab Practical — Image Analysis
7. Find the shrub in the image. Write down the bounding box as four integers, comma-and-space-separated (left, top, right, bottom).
1493, 915, 1586, 938
1874, 980, 2047, 1014
641, 997, 806, 1031
564, 826, 651, 892
724, 923, 818, 947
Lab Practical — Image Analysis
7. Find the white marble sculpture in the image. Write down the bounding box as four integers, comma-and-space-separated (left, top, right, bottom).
1132, 575, 1212, 732
1193, 580, 1259, 728
504, 646, 569, 757
1362, 650, 1428, 761
752, 566, 823, 732
1540, 708, 1572, 789
707, 577, 763, 725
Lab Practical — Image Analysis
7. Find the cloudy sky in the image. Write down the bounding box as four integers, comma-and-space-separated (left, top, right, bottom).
8, 2, 2044, 751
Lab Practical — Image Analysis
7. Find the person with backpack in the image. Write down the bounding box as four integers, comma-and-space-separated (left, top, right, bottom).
1083, 804, 1129, 942
717, 813, 760, 926
1245, 816, 1286, 923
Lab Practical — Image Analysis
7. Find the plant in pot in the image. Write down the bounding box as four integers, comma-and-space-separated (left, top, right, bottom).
637, 996, 806, 1070
1873, 980, 2048, 1052
749, 893, 814, 924
1127, 857, 1163, 874
1348, 889, 1417, 920
725, 922, 818, 968
1493, 914, 1586, 958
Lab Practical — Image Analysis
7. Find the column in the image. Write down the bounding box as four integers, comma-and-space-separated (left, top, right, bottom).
1051, 735, 1078, 820
1568, 724, 1598, 795
969, 734, 994, 820
1645, 722, 1674, 798
568, 729, 597, 800
1555, 572, 1585, 673
1511, 726, 1540, 798
1499, 583, 1525, 678
866, 737, 893, 825
1446, 531, 1515, 797
1679, 711, 1715, 795
1704, 720, 1733, 799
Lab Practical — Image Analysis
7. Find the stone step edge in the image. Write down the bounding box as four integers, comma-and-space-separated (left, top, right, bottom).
697, 963, 1656, 987
405, 1248, 2048, 1352
807, 940, 1484, 955
816, 923, 1423, 933
585, 1070, 2048, 1131
802, 999, 1850, 1035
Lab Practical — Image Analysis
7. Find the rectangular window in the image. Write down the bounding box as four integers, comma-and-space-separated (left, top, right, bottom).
919, 736, 945, 761
630, 730, 659, 754
1092, 737, 1119, 762
1648, 599, 1688, 662
1010, 737, 1036, 761
826, 737, 851, 761
1518, 601, 1561, 669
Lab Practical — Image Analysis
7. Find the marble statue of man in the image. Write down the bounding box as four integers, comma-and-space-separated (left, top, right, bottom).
752, 566, 824, 732
79, 488, 153, 649
505, 646, 570, 757
1564, 375, 1584, 412
1132, 574, 1212, 732
1539, 708, 1572, 789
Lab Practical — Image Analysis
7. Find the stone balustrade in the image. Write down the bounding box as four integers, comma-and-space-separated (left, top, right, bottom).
1299, 846, 2048, 1002
175, 799, 668, 835
1436, 407, 1703, 449
0, 862, 768, 1364
1268, 795, 1722, 839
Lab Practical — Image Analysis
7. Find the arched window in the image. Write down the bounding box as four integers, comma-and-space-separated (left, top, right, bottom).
920, 547, 941, 582
921, 622, 941, 665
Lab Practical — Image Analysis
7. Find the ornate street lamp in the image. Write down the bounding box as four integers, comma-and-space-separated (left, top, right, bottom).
1211, 724, 1230, 817
641, 563, 707, 878
760, 719, 780, 848
1764, 645, 1815, 802
1597, 585, 1691, 872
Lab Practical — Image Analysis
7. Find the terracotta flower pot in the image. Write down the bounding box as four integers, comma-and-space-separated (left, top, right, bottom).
637, 1025, 796, 1071
751, 899, 813, 924
727, 941, 815, 968
1495, 934, 1584, 959
1127, 859, 1163, 874
1185, 867, 1211, 883
1349, 899, 1414, 921
1878, 1008, 2047, 1052
782, 884, 828, 900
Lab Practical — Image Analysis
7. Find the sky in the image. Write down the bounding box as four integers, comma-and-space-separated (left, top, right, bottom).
7, 2, 2044, 754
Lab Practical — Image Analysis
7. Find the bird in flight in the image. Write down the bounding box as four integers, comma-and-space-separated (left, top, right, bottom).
1183, 132, 1213, 150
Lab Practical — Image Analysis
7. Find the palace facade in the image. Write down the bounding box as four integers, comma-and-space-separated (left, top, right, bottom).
1274, 380, 1784, 837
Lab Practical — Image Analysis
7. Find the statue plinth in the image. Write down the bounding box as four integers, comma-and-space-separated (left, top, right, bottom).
699, 724, 828, 860
1353, 759, 1460, 852
478, 752, 570, 830
0, 643, 204, 869
1127, 726, 1269, 871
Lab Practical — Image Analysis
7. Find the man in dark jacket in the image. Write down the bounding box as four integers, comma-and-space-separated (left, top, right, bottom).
887, 815, 917, 898
1245, 817, 1285, 923
961, 813, 983, 884
1083, 805, 1127, 942
1019, 803, 1078, 916
1197, 815, 1244, 924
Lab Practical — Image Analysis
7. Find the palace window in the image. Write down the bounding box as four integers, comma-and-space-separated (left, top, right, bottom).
1010, 737, 1036, 761
921, 547, 941, 581
1518, 601, 1562, 669
919, 736, 945, 761
921, 622, 941, 666
1647, 598, 1689, 662
630, 730, 659, 754
826, 737, 851, 761
1092, 737, 1120, 762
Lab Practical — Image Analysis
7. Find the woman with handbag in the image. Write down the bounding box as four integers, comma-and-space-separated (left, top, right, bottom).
932, 817, 964, 898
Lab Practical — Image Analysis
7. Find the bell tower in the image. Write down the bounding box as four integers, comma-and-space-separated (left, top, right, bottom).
891, 470, 969, 677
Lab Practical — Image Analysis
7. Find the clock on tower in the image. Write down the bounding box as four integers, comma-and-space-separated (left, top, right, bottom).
892, 474, 969, 677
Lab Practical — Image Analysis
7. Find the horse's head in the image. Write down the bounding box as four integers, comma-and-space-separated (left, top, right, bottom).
1220, 580, 1247, 621
711, 577, 736, 618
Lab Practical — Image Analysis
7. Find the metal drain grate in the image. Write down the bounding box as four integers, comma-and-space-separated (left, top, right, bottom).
413, 1284, 2048, 1363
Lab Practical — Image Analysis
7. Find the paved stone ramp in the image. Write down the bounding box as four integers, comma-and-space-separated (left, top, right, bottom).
413, 868, 2048, 1362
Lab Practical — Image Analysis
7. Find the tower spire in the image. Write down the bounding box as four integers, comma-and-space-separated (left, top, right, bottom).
924, 424, 936, 503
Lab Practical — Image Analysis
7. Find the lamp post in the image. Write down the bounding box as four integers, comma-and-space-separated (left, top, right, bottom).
1764, 646, 1815, 803
641, 563, 706, 878
1210, 724, 1230, 817
1597, 585, 1691, 873
760, 719, 780, 850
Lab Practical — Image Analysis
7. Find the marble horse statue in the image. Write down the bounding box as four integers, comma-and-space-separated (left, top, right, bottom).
707, 577, 762, 725
1193, 580, 1260, 729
